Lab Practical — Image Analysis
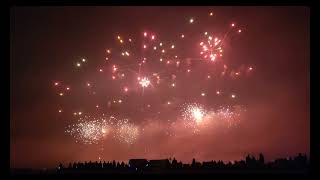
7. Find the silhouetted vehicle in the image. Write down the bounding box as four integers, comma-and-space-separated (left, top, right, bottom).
147, 159, 170, 172
128, 159, 148, 172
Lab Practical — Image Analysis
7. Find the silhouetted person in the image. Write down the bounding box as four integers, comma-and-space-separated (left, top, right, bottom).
171, 158, 177, 169
192, 158, 196, 168
78, 162, 83, 169
246, 154, 256, 168
112, 160, 116, 169
294, 153, 307, 168
255, 153, 265, 169
227, 161, 232, 168
72, 162, 77, 169
259, 153, 265, 165
58, 163, 64, 171
245, 154, 251, 165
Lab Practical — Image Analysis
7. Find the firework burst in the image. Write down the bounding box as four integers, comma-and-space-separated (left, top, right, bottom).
199, 35, 223, 61
114, 119, 139, 145
65, 116, 112, 144
139, 77, 151, 88
181, 103, 208, 133
213, 106, 244, 127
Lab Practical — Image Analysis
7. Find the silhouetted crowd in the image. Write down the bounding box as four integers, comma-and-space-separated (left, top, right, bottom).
57, 153, 308, 173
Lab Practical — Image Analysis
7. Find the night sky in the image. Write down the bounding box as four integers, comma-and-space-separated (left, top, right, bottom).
10, 6, 309, 169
